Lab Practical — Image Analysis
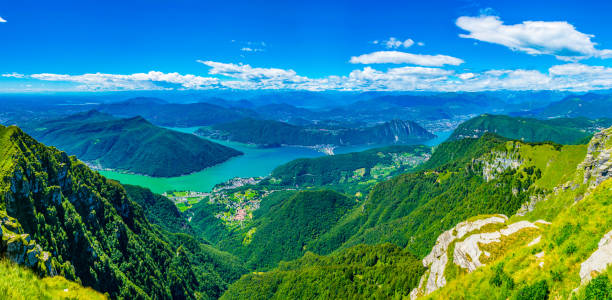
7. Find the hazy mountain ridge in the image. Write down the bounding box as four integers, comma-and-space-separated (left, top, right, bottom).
197, 118, 435, 147
513, 93, 612, 119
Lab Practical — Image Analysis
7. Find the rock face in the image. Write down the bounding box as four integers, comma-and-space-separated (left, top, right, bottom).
580, 230, 612, 284
410, 215, 542, 299
580, 127, 612, 189
410, 215, 508, 299
453, 221, 538, 272
476, 147, 522, 182
0, 214, 56, 276
369, 120, 436, 144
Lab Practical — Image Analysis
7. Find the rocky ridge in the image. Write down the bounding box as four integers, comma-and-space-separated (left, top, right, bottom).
410, 215, 545, 299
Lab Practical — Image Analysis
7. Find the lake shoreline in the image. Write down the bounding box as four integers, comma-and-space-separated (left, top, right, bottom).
100, 128, 452, 194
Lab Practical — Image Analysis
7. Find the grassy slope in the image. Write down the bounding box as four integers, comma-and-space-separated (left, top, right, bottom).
429, 178, 612, 299
0, 259, 105, 300
24, 111, 242, 177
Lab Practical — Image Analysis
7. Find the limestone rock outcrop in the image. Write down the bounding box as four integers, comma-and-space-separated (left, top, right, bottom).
580, 127, 612, 189
0, 215, 56, 276
580, 230, 612, 284
410, 215, 543, 299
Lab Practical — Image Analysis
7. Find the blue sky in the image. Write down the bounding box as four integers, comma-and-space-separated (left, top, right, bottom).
1, 0, 612, 92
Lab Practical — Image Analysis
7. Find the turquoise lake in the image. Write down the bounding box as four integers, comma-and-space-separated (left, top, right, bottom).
99, 128, 452, 194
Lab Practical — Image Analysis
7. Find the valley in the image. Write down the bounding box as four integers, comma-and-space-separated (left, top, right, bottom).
98, 129, 451, 194
1, 92, 611, 300
5, 2, 612, 299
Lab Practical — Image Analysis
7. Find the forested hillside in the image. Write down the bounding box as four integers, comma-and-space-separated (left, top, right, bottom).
22, 110, 242, 177
449, 114, 612, 144
0, 125, 245, 299
271, 145, 430, 191
219, 126, 610, 299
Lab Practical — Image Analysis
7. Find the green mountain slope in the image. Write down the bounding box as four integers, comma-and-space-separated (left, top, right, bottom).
270, 145, 431, 191
302, 133, 583, 257
123, 184, 194, 235
221, 243, 425, 300
197, 118, 435, 147
23, 110, 242, 177
217, 190, 356, 270
221, 126, 612, 300
0, 125, 245, 299
427, 127, 612, 299
449, 114, 612, 144
428, 179, 612, 299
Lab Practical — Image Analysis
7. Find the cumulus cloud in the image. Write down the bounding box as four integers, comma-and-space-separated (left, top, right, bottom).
456, 15, 612, 61
0, 17, 6, 23
381, 37, 414, 49
9, 61, 612, 92
198, 60, 301, 81
349, 51, 464, 66
27, 71, 220, 91
241, 47, 264, 52
2, 73, 25, 78
233, 41, 266, 53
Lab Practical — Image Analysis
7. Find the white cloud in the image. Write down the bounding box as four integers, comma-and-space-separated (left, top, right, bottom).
381, 37, 414, 49
458, 73, 475, 80
349, 51, 464, 66
28, 71, 220, 91
417, 42, 425, 46
548, 63, 612, 76
241, 47, 264, 52
0, 17, 6, 23
198, 60, 301, 81
234, 41, 267, 53
456, 15, 612, 61
9, 61, 612, 93
2, 73, 25, 78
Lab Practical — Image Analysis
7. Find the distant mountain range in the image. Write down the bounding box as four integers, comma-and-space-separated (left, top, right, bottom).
513, 93, 612, 119
96, 97, 256, 127
196, 118, 436, 147
449, 114, 612, 144
21, 110, 242, 177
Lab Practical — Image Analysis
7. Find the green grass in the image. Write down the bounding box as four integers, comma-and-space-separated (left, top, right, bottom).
516, 143, 587, 190
429, 178, 612, 299
0, 259, 106, 300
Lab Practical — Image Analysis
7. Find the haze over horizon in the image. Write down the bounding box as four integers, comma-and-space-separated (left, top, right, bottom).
2, 0, 612, 93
